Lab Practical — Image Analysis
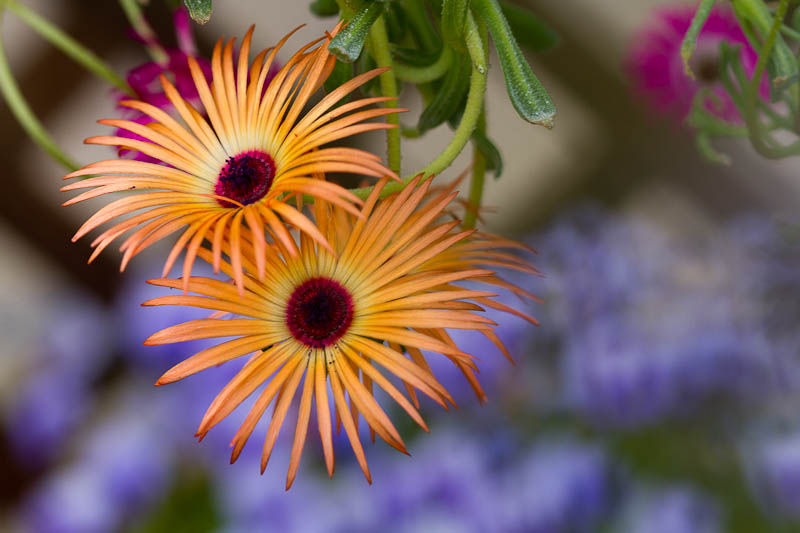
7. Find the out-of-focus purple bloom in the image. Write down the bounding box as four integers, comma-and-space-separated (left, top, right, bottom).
615, 485, 722, 533
538, 209, 776, 426
115, 261, 222, 373
6, 368, 89, 466
21, 466, 117, 533
628, 3, 763, 121
373, 429, 497, 531
81, 399, 172, 511
496, 438, 612, 532
19, 393, 171, 533
5, 292, 110, 465
425, 285, 529, 404
743, 428, 800, 519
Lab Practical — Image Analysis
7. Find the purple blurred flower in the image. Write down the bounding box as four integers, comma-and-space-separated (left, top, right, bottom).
5, 292, 110, 465
19, 394, 171, 533
616, 485, 721, 533
424, 285, 530, 405
115, 260, 222, 372
538, 209, 775, 426
496, 438, 612, 532
628, 3, 763, 121
6, 368, 90, 466
21, 466, 117, 533
744, 428, 800, 519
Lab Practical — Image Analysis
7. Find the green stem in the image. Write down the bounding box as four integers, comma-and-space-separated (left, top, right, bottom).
118, 0, 168, 64
369, 15, 402, 174
5, 0, 132, 94
463, 109, 487, 229
744, 0, 793, 158
0, 7, 79, 170
780, 23, 800, 40
393, 45, 454, 83
350, 11, 488, 200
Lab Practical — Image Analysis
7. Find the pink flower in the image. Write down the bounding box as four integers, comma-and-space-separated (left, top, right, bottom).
628, 3, 764, 122
113, 8, 212, 163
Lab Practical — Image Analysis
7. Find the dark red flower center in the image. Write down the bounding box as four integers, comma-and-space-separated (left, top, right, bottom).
214, 150, 275, 208
286, 277, 354, 348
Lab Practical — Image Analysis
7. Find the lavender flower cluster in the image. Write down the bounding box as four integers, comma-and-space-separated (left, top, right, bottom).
5, 208, 800, 531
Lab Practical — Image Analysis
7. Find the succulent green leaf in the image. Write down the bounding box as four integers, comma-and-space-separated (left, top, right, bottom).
390, 44, 442, 67
183, 0, 212, 24
472, 0, 556, 127
499, 0, 558, 52
418, 51, 471, 133
310, 0, 340, 17
442, 0, 469, 51
384, 3, 408, 42
328, 1, 385, 62
680, 0, 715, 78
472, 131, 503, 177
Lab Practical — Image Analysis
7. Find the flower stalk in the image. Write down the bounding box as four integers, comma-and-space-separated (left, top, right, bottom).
351, 11, 489, 200
369, 14, 402, 174
0, 4, 79, 170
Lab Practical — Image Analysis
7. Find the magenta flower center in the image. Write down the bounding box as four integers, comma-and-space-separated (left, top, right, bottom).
286, 277, 354, 348
214, 150, 275, 207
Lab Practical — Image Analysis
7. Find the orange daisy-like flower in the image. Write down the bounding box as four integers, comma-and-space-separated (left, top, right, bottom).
62, 25, 402, 289
142, 176, 537, 489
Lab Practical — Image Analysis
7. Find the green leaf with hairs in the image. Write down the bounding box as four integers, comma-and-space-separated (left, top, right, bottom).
442, 0, 469, 51
183, 0, 212, 24
328, 1, 385, 62
473, 0, 556, 127
418, 51, 471, 133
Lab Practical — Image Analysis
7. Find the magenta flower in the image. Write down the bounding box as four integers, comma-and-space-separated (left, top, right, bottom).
113, 8, 212, 163
628, 3, 764, 122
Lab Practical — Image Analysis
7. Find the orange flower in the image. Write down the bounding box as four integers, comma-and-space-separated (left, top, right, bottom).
142, 176, 537, 488
62, 25, 402, 290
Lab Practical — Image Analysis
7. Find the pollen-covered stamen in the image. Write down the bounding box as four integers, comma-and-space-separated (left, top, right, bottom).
286, 277, 354, 348
214, 150, 275, 207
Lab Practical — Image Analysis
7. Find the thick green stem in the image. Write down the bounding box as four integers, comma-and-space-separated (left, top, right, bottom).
369, 15, 402, 174
350, 11, 488, 200
118, 0, 168, 64
463, 109, 487, 229
393, 44, 454, 83
0, 7, 79, 170
6, 0, 132, 94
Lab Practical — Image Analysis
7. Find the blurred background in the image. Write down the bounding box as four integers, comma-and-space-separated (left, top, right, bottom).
2, 0, 800, 531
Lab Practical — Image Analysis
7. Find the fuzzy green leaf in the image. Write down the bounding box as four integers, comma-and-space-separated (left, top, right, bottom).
183, 0, 212, 24
418, 51, 471, 133
328, 1, 385, 62
442, 0, 469, 51
472, 0, 555, 127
